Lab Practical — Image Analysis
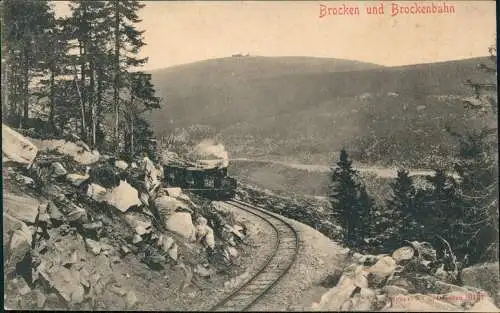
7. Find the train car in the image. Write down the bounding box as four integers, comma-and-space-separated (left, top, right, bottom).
163, 164, 237, 200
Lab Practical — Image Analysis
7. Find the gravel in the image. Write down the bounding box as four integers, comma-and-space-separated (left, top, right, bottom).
247, 209, 351, 311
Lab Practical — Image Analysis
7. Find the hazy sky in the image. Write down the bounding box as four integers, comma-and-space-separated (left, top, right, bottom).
53, 1, 496, 71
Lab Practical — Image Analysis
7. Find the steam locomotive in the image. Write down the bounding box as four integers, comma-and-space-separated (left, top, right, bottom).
163, 164, 237, 200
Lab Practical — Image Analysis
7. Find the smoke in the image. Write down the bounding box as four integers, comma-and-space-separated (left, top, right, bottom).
189, 139, 229, 168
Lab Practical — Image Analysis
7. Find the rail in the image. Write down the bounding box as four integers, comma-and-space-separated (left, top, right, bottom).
210, 199, 300, 311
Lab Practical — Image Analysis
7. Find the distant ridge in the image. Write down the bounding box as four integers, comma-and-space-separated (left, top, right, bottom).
145, 55, 493, 167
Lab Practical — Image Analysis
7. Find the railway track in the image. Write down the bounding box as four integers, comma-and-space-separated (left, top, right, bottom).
210, 199, 300, 312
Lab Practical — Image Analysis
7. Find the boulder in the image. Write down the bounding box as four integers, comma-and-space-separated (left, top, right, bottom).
366, 256, 397, 287
47, 201, 64, 223
462, 262, 500, 306
155, 195, 189, 218
142, 156, 161, 192
165, 187, 193, 203
51, 162, 68, 177
37, 202, 51, 225
168, 243, 178, 261
196, 217, 215, 249
104, 180, 142, 212
4, 213, 32, 276
2, 124, 38, 165
405, 241, 437, 261
33, 139, 100, 165
48, 265, 85, 305
124, 212, 153, 236
3, 193, 40, 224
115, 160, 129, 170
66, 173, 89, 187
15, 174, 35, 186
352, 288, 377, 311
165, 212, 196, 241
85, 239, 102, 255
157, 235, 175, 253
87, 183, 108, 202
64, 203, 87, 223
312, 275, 357, 311
392, 246, 415, 264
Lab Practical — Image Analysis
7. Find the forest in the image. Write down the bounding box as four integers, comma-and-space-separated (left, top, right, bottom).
329, 47, 498, 270
2, 0, 161, 160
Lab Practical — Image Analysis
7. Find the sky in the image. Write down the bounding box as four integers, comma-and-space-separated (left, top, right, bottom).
53, 1, 497, 71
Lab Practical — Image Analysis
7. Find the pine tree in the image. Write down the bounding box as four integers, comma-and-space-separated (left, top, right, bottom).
330, 149, 373, 247
358, 185, 376, 248
123, 72, 161, 158
3, 0, 53, 128
107, 0, 148, 153
386, 169, 419, 247
66, 0, 112, 145
417, 169, 460, 249
448, 46, 498, 263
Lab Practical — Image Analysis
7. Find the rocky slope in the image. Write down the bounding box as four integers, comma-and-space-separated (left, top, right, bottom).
2, 124, 250, 310
236, 181, 500, 312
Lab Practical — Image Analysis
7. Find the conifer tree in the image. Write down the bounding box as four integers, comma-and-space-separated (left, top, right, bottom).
106, 0, 148, 152
3, 0, 53, 128
386, 169, 419, 246
330, 149, 373, 247
448, 46, 498, 263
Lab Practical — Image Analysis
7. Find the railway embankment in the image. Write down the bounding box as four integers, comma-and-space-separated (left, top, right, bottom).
235, 181, 500, 312
3, 125, 253, 310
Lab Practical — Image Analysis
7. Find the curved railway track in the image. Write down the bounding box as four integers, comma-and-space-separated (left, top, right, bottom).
210, 199, 300, 312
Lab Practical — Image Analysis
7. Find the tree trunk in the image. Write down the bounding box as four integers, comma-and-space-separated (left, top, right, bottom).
130, 95, 135, 158
96, 65, 104, 149
79, 41, 87, 141
22, 53, 30, 129
89, 56, 96, 148
113, 0, 121, 153
48, 63, 56, 132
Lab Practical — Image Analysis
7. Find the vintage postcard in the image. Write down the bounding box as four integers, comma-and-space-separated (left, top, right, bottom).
2, 0, 498, 311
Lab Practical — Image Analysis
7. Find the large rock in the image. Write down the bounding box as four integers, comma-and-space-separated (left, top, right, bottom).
3, 193, 40, 224
366, 256, 397, 287
142, 156, 161, 192
195, 217, 215, 249
155, 195, 189, 218
87, 183, 107, 202
4, 213, 33, 276
312, 275, 357, 311
104, 180, 142, 212
66, 173, 89, 187
165, 212, 196, 241
462, 262, 500, 306
2, 124, 38, 165
115, 160, 129, 170
392, 246, 415, 264
30, 138, 99, 165
124, 212, 153, 236
51, 162, 67, 177
39, 264, 85, 305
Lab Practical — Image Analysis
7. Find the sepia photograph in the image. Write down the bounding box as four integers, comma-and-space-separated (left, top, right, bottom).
2, 0, 498, 311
